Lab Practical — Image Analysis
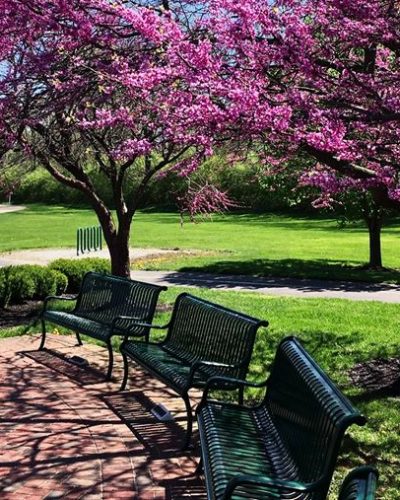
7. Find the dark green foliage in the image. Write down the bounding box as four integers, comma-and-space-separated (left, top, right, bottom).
0, 267, 35, 307
0, 265, 68, 307
36, 269, 68, 297
49, 258, 111, 293
10, 154, 314, 212
14, 168, 86, 205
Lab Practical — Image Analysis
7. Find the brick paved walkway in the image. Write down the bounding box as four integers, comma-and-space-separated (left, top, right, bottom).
0, 334, 205, 499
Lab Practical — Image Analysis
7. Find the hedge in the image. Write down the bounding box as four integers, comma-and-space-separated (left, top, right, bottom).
49, 258, 110, 293
0, 265, 68, 308
0, 258, 113, 307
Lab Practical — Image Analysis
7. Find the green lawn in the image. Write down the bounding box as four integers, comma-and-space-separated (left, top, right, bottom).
0, 204, 98, 251
2, 204, 400, 283
3, 287, 399, 498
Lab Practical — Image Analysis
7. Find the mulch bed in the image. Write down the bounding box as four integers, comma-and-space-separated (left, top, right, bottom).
0, 299, 173, 329
0, 300, 41, 328
349, 357, 400, 395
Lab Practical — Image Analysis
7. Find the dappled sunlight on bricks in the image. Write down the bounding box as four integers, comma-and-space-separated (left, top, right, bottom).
0, 334, 205, 499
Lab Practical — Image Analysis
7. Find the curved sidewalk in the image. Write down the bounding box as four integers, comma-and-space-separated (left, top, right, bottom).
131, 270, 400, 303
0, 204, 26, 214
1, 245, 399, 302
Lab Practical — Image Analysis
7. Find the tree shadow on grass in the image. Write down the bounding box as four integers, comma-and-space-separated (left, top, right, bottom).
176, 258, 400, 287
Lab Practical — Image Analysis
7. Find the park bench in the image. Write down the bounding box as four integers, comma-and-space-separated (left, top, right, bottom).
119, 292, 268, 448
39, 272, 167, 379
339, 466, 378, 500
196, 336, 366, 500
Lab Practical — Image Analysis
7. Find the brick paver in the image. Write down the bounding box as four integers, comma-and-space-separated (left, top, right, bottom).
0, 334, 205, 499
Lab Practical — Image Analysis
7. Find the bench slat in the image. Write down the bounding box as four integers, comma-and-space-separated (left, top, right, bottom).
164, 294, 267, 380
39, 272, 167, 379
197, 337, 366, 500
120, 292, 268, 448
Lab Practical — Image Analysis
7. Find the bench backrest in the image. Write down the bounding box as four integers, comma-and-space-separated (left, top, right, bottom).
74, 272, 166, 335
265, 337, 365, 498
338, 466, 378, 500
164, 293, 268, 379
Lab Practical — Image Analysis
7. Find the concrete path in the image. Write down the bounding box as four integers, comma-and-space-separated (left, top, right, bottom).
0, 334, 203, 499
0, 204, 26, 214
1, 245, 400, 303
131, 270, 400, 303
0, 248, 180, 267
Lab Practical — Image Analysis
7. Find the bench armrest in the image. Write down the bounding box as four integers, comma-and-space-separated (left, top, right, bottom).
111, 317, 170, 335
223, 474, 320, 499
41, 295, 78, 314
186, 360, 240, 389
197, 375, 268, 412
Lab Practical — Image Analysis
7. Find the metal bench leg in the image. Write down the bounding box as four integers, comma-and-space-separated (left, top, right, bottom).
195, 457, 203, 475
106, 341, 113, 380
75, 331, 83, 346
120, 352, 129, 390
238, 386, 244, 405
182, 393, 193, 450
39, 319, 46, 350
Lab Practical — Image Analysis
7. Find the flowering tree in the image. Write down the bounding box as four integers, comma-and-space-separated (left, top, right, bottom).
0, 0, 232, 276
2, 0, 399, 273
200, 0, 400, 268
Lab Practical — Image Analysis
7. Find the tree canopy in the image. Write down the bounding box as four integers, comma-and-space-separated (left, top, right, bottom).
1, 0, 399, 274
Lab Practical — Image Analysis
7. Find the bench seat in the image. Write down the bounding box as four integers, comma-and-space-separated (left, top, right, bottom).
43, 310, 114, 342
120, 292, 268, 448
199, 403, 298, 499
196, 337, 366, 500
122, 340, 232, 391
39, 272, 166, 379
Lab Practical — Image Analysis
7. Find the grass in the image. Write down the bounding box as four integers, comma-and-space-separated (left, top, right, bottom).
3, 287, 399, 498
0, 204, 98, 251
2, 204, 400, 283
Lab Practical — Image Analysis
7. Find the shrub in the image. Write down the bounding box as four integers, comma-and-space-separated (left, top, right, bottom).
34, 268, 68, 297
7, 267, 36, 304
14, 168, 80, 205
51, 270, 69, 295
11, 153, 314, 212
0, 265, 68, 308
0, 268, 10, 308
0, 267, 7, 308
49, 258, 111, 293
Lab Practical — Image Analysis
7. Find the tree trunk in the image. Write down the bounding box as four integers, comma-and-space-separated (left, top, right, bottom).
365, 212, 383, 269
94, 203, 132, 278
109, 230, 131, 277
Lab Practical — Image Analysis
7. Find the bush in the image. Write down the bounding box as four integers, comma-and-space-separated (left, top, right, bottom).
0, 266, 35, 307
35, 268, 68, 297
0, 270, 6, 308
0, 265, 68, 308
14, 168, 85, 205
49, 258, 110, 293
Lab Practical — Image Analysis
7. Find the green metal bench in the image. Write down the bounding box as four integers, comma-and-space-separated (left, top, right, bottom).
339, 466, 378, 500
196, 336, 366, 500
40, 272, 167, 379
120, 292, 268, 448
